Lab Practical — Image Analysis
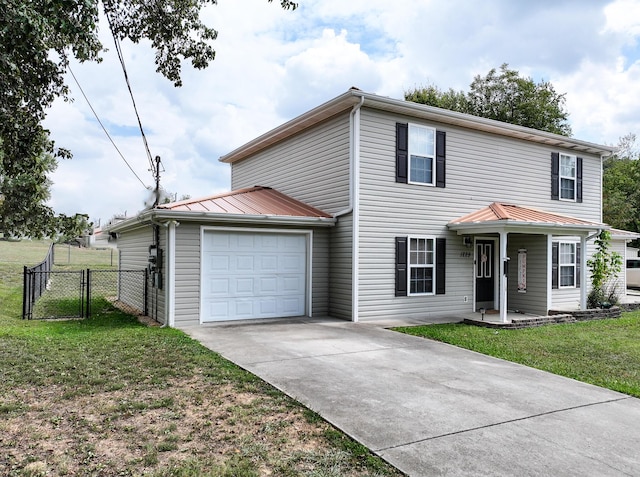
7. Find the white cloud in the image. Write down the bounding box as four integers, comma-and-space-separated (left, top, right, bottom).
42, 0, 640, 224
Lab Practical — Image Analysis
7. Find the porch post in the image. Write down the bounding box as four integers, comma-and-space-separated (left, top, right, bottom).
580, 235, 587, 310
500, 231, 508, 323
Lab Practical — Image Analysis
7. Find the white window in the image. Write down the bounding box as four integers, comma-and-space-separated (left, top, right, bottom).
408, 236, 435, 294
559, 242, 576, 287
560, 154, 576, 201
409, 124, 436, 185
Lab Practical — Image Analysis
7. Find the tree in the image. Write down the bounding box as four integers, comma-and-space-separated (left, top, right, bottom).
587, 230, 623, 308
405, 63, 572, 136
0, 0, 296, 238
603, 133, 640, 243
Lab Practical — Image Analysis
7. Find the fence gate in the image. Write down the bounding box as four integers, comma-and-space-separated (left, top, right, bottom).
23, 270, 86, 320
23, 268, 147, 320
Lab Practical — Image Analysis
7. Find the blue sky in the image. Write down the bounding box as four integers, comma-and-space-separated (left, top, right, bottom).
45, 0, 640, 224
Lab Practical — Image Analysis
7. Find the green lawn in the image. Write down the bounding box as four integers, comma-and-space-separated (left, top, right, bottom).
0, 240, 401, 477
395, 315, 640, 398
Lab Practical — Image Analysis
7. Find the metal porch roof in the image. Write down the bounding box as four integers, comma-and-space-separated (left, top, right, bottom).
157, 186, 332, 218
448, 203, 606, 235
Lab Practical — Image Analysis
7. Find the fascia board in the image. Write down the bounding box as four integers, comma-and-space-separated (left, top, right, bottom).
109, 210, 336, 232
448, 220, 606, 236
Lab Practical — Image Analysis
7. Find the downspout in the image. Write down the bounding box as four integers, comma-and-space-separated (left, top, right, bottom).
338, 95, 365, 322
165, 220, 179, 327
334, 95, 364, 218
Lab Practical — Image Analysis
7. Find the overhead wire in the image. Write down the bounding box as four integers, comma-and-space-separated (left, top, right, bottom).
104, 7, 157, 177
67, 65, 150, 189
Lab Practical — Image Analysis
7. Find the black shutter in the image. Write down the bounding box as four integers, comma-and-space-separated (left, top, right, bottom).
576, 243, 581, 288
551, 152, 559, 200
436, 238, 446, 294
396, 123, 408, 183
552, 242, 559, 289
395, 237, 408, 296
576, 157, 583, 203
435, 131, 446, 188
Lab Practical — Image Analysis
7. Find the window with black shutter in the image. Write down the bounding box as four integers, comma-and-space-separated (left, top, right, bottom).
396, 122, 445, 187
395, 236, 446, 296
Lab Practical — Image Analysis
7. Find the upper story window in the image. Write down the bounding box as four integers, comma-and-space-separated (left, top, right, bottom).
551, 152, 582, 203
408, 125, 436, 185
396, 122, 446, 187
560, 154, 576, 201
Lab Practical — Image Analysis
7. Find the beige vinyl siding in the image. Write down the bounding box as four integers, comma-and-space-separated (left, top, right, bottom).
610, 239, 627, 297
116, 224, 167, 323
118, 225, 153, 270
356, 108, 602, 321
151, 229, 167, 324
329, 215, 353, 319
312, 227, 330, 317
507, 234, 548, 316
116, 225, 152, 313
551, 236, 583, 311
174, 223, 201, 327
230, 112, 351, 215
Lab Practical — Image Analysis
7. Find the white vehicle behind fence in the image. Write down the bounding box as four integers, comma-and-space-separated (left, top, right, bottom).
628, 259, 640, 289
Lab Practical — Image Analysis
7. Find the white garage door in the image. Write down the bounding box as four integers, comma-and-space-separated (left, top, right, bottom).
201, 231, 307, 322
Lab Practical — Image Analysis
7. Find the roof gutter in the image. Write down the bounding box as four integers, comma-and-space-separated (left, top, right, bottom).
107, 209, 336, 233
448, 220, 607, 235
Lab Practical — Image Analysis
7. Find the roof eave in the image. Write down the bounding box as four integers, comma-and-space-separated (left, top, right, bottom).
219, 89, 614, 164
107, 209, 336, 233
448, 220, 607, 236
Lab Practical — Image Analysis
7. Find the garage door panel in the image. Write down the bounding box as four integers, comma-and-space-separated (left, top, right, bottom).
206, 254, 229, 271
259, 277, 278, 293
208, 278, 230, 295
235, 255, 254, 271
282, 297, 303, 314
235, 277, 255, 294
202, 231, 307, 322
205, 300, 229, 319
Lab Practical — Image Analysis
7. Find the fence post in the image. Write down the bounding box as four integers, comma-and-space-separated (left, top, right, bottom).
22, 266, 28, 320
144, 268, 149, 317
85, 269, 91, 318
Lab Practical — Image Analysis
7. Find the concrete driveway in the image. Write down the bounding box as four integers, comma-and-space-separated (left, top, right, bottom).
183, 318, 640, 476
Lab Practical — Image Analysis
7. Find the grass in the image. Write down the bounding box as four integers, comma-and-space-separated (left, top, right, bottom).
0, 240, 401, 477
395, 314, 640, 398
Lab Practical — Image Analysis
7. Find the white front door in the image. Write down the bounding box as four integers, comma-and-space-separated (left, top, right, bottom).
201, 231, 307, 322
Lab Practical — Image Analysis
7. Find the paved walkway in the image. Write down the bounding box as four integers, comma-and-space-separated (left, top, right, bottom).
183, 318, 640, 476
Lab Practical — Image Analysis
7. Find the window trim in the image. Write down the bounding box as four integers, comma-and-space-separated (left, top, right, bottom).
407, 124, 437, 187
559, 153, 577, 202
558, 241, 577, 288
407, 235, 436, 295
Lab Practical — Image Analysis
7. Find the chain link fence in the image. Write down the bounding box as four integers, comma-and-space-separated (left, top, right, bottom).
87, 269, 148, 317
23, 268, 147, 320
53, 243, 118, 267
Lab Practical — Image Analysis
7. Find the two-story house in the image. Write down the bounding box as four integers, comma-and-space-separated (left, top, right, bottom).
109, 88, 631, 327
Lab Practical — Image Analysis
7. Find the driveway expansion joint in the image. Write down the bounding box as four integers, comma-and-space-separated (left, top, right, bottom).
374, 396, 631, 453
240, 344, 425, 365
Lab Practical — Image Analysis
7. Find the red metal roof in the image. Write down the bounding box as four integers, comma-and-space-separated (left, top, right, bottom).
449, 203, 603, 226
157, 186, 332, 218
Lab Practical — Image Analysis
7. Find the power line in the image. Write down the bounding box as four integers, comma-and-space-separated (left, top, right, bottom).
67, 65, 150, 189
105, 10, 156, 177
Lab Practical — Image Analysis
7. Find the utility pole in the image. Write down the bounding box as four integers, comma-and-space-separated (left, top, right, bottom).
153, 155, 161, 208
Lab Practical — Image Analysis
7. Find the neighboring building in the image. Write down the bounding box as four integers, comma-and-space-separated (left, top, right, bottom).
108, 88, 638, 327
